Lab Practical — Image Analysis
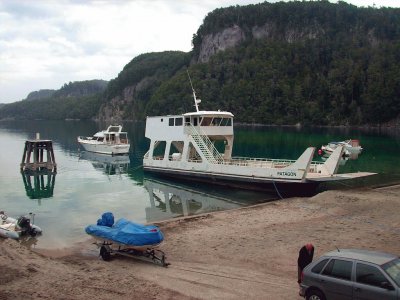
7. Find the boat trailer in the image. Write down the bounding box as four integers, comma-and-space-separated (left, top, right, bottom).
94, 240, 170, 267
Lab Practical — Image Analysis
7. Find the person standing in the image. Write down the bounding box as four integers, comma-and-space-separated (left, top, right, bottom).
297, 243, 314, 283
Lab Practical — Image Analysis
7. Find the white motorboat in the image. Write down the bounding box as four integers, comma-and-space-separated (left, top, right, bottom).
0, 212, 42, 240
142, 77, 376, 197
320, 140, 363, 156
77, 125, 130, 155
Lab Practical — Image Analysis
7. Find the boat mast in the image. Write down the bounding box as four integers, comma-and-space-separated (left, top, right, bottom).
187, 70, 201, 112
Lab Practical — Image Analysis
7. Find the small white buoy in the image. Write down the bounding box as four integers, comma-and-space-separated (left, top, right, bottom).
36, 132, 40, 140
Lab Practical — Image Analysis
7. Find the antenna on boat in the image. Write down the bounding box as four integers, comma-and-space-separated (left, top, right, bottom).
187, 69, 201, 112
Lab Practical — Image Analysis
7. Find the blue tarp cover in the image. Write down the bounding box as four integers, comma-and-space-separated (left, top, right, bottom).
85, 217, 164, 246
97, 212, 114, 227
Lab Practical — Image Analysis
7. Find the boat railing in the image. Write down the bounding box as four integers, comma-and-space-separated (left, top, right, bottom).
227, 157, 294, 168
147, 153, 325, 173
101, 138, 129, 145
308, 161, 325, 173
78, 136, 91, 141
150, 156, 164, 161
118, 138, 129, 144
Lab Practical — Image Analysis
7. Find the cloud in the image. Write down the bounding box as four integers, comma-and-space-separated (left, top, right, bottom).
0, 0, 225, 102
0, 0, 399, 103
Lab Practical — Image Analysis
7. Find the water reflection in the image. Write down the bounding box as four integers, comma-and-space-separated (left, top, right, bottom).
21, 169, 56, 201
79, 151, 130, 176
143, 178, 275, 223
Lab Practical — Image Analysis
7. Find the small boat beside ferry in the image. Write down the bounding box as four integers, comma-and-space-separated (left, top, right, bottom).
320, 139, 363, 157
142, 81, 375, 196
77, 125, 130, 155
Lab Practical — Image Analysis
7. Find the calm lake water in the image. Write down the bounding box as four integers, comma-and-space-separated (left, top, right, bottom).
0, 120, 399, 250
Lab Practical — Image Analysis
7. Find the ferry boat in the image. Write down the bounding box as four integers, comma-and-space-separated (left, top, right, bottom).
78, 125, 130, 155
142, 87, 375, 196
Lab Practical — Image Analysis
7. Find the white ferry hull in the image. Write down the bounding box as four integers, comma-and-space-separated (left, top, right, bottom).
142, 147, 320, 196
143, 165, 319, 196
78, 141, 130, 155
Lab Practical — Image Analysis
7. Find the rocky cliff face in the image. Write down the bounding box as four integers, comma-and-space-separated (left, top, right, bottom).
98, 76, 153, 123
197, 25, 245, 63
197, 21, 380, 63
197, 22, 326, 63
252, 22, 323, 43
98, 87, 134, 123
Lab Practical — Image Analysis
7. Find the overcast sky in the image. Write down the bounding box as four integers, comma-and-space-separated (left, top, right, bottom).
1, 0, 399, 103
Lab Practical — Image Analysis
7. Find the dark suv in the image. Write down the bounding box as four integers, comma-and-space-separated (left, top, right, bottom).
299, 249, 400, 300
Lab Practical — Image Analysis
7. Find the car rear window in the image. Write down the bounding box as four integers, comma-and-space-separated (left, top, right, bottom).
312, 259, 329, 274
383, 258, 400, 287
322, 259, 353, 281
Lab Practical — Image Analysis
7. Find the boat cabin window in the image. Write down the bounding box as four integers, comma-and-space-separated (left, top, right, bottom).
185, 117, 190, 125
119, 133, 127, 143
175, 117, 183, 126
198, 117, 232, 126
201, 117, 212, 126
212, 117, 222, 126
105, 134, 115, 142
193, 118, 198, 126
108, 126, 120, 132
221, 118, 232, 126
97, 137, 104, 142
168, 117, 183, 126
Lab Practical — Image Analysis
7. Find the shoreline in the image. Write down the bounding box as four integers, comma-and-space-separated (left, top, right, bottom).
1, 185, 400, 299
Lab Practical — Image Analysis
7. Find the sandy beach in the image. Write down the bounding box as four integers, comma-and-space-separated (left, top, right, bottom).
1, 185, 400, 299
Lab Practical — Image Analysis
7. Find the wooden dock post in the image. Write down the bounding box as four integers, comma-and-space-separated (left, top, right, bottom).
20, 133, 57, 172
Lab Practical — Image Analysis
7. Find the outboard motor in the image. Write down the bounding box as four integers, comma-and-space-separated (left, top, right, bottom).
17, 216, 36, 236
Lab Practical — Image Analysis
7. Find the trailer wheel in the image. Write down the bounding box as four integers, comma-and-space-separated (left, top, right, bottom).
100, 246, 111, 261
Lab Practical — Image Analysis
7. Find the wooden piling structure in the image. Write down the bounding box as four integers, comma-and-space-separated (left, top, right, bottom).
21, 169, 56, 200
20, 134, 57, 172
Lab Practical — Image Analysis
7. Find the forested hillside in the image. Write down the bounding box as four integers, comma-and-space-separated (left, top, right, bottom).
26, 89, 55, 101
1, 1, 399, 125
0, 80, 108, 120
98, 51, 189, 122
150, 1, 400, 125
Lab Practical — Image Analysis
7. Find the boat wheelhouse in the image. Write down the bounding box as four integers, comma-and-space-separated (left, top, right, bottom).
143, 88, 375, 196
78, 125, 130, 155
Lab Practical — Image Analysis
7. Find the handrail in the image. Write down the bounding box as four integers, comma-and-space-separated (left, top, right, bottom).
185, 124, 224, 163
147, 153, 325, 173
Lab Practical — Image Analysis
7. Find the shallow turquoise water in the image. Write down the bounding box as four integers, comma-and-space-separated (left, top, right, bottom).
0, 120, 399, 249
